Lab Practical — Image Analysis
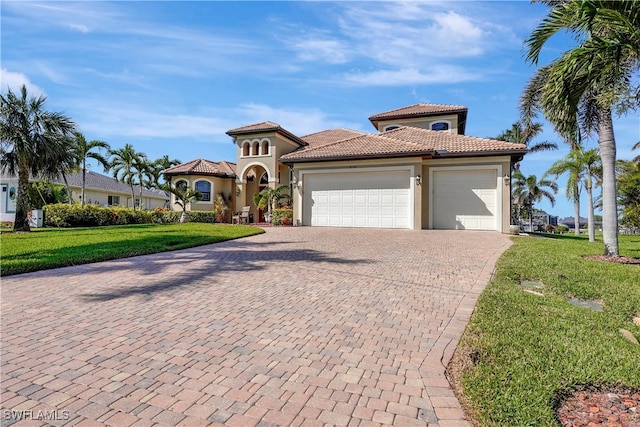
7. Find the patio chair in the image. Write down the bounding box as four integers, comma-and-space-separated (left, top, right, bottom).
232, 206, 251, 224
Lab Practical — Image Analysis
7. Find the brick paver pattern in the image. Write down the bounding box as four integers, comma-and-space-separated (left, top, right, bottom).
1, 227, 511, 427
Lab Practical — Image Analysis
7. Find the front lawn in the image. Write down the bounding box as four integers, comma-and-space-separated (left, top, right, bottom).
0, 223, 264, 276
454, 234, 640, 426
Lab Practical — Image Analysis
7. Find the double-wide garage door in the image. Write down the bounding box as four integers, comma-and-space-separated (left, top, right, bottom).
303, 170, 410, 228
432, 169, 498, 230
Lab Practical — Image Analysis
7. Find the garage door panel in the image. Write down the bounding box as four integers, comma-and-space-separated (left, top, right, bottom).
433, 169, 498, 231
304, 171, 411, 228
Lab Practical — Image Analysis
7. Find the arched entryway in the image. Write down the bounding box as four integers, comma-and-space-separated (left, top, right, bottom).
240, 164, 270, 224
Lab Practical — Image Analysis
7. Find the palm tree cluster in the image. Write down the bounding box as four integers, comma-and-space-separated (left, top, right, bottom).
522, 0, 640, 256
1, 85, 181, 231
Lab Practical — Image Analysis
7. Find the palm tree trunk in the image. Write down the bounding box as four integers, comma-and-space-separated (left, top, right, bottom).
61, 173, 72, 204
81, 164, 86, 206
586, 176, 595, 243
130, 183, 135, 210
14, 165, 31, 232
573, 186, 580, 236
597, 106, 619, 256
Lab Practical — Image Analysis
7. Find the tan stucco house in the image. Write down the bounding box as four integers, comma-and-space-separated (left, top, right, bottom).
165, 104, 527, 232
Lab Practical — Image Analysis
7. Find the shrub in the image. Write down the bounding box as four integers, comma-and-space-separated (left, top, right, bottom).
271, 207, 293, 225
43, 204, 218, 228
554, 224, 569, 233
545, 224, 555, 233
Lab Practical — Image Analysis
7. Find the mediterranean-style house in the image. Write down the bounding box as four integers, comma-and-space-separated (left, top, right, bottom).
0, 171, 169, 222
165, 103, 527, 233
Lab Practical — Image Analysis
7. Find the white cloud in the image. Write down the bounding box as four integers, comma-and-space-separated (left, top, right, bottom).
234, 103, 362, 135
68, 23, 90, 33
341, 66, 480, 86
291, 38, 350, 64
0, 69, 45, 96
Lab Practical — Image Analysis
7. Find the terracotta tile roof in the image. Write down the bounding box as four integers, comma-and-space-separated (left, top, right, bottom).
368, 103, 468, 120
226, 121, 282, 135
226, 121, 307, 146
301, 129, 367, 147
164, 159, 237, 177
281, 126, 526, 163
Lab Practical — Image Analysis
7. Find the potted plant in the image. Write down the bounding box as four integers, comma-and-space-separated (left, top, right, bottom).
253, 184, 291, 224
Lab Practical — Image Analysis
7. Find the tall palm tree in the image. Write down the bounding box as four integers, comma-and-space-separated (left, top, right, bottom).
512, 171, 558, 232
617, 157, 640, 231
71, 132, 110, 205
0, 85, 76, 231
144, 155, 181, 188
524, 0, 640, 256
109, 144, 144, 209
547, 147, 601, 241
495, 121, 558, 169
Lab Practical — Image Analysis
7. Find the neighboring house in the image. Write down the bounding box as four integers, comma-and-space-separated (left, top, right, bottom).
171, 103, 527, 232
558, 216, 602, 230
535, 211, 559, 227
163, 159, 237, 221
0, 171, 170, 222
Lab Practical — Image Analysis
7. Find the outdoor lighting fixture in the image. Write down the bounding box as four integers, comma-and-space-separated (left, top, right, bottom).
503, 174, 510, 185
415, 174, 422, 186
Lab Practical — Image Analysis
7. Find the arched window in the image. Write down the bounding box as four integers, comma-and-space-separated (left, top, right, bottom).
431, 121, 450, 131
252, 141, 259, 156
383, 125, 400, 132
259, 172, 269, 185
195, 181, 211, 201
242, 142, 250, 157
261, 140, 269, 155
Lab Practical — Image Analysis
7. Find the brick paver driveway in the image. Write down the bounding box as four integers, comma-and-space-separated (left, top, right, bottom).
1, 227, 511, 427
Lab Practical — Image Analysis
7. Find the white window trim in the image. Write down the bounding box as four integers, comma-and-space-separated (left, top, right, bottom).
430, 120, 452, 132
240, 138, 271, 158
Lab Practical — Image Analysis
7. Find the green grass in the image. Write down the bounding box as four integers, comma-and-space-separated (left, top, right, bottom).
457, 234, 640, 426
0, 223, 264, 276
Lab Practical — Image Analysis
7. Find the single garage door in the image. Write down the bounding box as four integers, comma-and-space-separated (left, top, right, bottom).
303, 170, 410, 228
432, 169, 498, 230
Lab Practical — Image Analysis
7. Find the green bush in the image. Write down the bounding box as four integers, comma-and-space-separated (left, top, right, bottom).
271, 207, 293, 225
43, 204, 218, 228
554, 224, 569, 233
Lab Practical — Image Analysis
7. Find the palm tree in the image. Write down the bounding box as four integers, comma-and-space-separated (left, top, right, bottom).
547, 147, 601, 241
144, 155, 181, 188
166, 184, 202, 223
512, 171, 558, 232
109, 144, 144, 209
617, 157, 640, 232
495, 121, 558, 169
253, 184, 291, 222
0, 85, 76, 231
524, 0, 640, 256
132, 153, 150, 209
70, 132, 110, 205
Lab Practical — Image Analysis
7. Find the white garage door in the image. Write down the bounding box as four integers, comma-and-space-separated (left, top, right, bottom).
432, 169, 498, 230
303, 170, 411, 228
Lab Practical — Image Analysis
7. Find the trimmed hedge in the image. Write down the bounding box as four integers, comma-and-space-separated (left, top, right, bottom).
42, 204, 219, 228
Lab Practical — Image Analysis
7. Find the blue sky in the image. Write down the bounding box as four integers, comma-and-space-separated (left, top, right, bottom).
2, 1, 639, 218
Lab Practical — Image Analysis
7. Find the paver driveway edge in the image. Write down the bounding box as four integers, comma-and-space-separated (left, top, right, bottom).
419, 237, 512, 427
0, 228, 514, 427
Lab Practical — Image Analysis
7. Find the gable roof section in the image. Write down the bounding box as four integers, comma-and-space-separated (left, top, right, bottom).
369, 103, 468, 134
163, 158, 237, 177
280, 126, 526, 163
301, 129, 367, 147
226, 121, 307, 147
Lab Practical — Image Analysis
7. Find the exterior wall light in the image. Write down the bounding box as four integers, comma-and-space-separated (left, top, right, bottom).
415, 174, 422, 186
503, 174, 510, 185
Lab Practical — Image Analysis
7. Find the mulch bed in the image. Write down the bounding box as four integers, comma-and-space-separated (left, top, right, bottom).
557, 388, 640, 426
584, 255, 640, 265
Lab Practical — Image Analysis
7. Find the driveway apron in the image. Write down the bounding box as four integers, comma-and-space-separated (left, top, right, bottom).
1, 227, 511, 427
